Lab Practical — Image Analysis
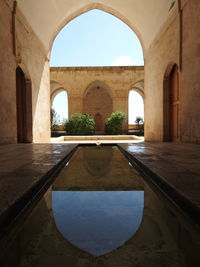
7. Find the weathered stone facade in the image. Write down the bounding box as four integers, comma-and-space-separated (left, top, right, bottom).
0, 1, 50, 143
50, 66, 144, 132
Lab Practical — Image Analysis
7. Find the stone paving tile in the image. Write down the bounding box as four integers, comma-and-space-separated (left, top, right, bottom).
0, 143, 77, 233
119, 142, 200, 224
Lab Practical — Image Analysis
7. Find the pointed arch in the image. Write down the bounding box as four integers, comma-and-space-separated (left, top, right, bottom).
83, 80, 113, 133
49, 3, 145, 55
50, 81, 69, 122
83, 80, 113, 99
128, 91, 144, 125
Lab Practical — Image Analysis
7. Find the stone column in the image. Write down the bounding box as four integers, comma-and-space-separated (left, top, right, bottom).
112, 90, 129, 133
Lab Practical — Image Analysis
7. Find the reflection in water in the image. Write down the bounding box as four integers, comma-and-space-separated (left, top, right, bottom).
83, 146, 113, 177
52, 146, 144, 191
52, 146, 145, 255
52, 191, 144, 256
10, 146, 190, 267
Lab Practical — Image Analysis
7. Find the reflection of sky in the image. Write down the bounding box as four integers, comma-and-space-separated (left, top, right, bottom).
52, 191, 144, 256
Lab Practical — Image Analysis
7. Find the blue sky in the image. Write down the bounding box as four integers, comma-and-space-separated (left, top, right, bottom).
50, 9, 143, 66
51, 9, 144, 123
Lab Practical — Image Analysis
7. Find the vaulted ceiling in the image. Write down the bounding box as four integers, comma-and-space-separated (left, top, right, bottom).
18, 0, 176, 53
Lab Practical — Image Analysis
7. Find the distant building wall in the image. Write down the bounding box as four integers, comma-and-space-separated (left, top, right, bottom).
50, 66, 144, 132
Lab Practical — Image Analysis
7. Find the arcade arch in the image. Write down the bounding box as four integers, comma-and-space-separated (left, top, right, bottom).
128, 80, 144, 127
50, 81, 69, 123
131, 80, 144, 98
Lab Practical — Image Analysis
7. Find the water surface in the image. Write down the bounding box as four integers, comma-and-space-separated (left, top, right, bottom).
19, 146, 187, 267
52, 190, 144, 255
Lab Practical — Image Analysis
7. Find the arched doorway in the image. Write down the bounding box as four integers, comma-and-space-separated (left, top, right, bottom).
83, 85, 112, 133
51, 90, 68, 122
16, 67, 32, 143
163, 64, 180, 142
50, 81, 69, 134
94, 113, 103, 132
128, 88, 144, 135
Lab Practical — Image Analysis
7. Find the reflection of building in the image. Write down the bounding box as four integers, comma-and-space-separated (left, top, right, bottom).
53, 146, 144, 191
83, 146, 114, 177
50, 67, 144, 133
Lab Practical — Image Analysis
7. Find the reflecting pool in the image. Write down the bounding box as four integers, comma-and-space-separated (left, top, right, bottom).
12, 146, 190, 267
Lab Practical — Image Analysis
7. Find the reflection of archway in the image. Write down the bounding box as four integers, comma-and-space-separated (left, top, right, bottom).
83, 146, 113, 178
83, 82, 113, 133
163, 64, 180, 142
16, 67, 32, 143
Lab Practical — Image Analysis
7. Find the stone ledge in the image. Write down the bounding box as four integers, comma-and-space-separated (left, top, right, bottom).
51, 135, 144, 142
50, 66, 144, 72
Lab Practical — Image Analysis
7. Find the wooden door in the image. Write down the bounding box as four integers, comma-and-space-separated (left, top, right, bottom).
171, 66, 180, 142
94, 113, 103, 132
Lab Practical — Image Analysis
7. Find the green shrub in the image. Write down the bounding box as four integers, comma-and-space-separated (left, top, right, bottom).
105, 111, 125, 135
64, 114, 95, 135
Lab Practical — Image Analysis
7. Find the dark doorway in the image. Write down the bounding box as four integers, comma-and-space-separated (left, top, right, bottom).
16, 67, 32, 143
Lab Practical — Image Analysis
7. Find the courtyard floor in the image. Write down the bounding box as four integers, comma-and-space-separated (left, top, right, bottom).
0, 140, 199, 263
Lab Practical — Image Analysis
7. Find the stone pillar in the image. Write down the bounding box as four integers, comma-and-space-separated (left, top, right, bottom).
68, 96, 83, 117
113, 90, 129, 133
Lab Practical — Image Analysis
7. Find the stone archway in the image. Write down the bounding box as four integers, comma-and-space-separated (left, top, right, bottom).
83, 85, 113, 133
50, 81, 69, 125
128, 80, 144, 134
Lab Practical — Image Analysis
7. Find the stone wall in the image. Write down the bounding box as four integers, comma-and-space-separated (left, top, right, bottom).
16, 10, 50, 142
145, 0, 200, 143
181, 0, 200, 143
0, 0, 17, 143
83, 86, 113, 132
0, 0, 50, 144
145, 10, 179, 141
